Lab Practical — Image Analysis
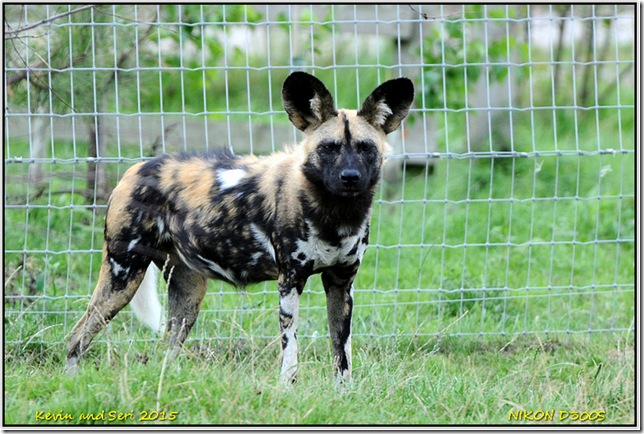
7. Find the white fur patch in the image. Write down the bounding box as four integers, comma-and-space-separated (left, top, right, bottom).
292, 220, 368, 270
250, 223, 276, 263
249, 251, 264, 265
127, 236, 141, 252
157, 217, 166, 236
338, 286, 354, 382
280, 287, 300, 383
372, 99, 393, 127
109, 257, 130, 278
197, 254, 236, 283
130, 264, 166, 333
336, 225, 353, 238
309, 95, 323, 121
338, 333, 352, 383
217, 168, 246, 190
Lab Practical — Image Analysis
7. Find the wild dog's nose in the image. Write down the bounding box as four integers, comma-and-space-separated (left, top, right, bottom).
340, 169, 361, 186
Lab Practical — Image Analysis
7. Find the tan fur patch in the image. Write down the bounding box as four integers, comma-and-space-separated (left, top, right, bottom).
105, 162, 145, 236
159, 158, 217, 211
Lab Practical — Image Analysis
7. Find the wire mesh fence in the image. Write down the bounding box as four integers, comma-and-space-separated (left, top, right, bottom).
4, 4, 635, 349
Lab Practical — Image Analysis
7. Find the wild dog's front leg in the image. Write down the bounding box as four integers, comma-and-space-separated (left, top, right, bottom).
322, 267, 357, 383
278, 279, 304, 384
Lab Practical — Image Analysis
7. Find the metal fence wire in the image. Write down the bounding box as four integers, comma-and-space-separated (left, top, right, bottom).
4, 4, 635, 348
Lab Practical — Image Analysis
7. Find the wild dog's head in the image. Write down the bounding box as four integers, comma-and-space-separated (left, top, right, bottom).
282, 72, 414, 198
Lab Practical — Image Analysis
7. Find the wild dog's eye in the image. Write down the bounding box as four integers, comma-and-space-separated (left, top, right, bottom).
318, 141, 341, 155
357, 141, 376, 154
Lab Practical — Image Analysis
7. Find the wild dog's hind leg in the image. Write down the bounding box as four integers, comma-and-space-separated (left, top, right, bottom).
163, 264, 208, 357
66, 243, 150, 373
322, 267, 357, 383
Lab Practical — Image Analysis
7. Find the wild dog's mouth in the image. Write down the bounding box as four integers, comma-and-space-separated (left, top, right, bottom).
323, 173, 378, 198
337, 189, 362, 197
331, 183, 373, 198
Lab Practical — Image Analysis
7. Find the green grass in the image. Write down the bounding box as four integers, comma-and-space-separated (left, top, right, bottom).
3, 107, 635, 425
4, 333, 635, 425
3, 38, 635, 426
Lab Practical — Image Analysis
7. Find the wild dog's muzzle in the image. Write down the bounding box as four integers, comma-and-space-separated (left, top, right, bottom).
336, 169, 364, 197
340, 169, 362, 186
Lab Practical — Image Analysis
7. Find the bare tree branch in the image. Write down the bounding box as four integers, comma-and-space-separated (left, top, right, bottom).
6, 6, 156, 113
4, 4, 98, 39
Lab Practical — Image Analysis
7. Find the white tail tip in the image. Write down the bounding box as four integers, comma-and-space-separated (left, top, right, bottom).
130, 264, 166, 333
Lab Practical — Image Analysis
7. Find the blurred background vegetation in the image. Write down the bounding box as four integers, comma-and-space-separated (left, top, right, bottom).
2, 5, 635, 425
4, 4, 635, 345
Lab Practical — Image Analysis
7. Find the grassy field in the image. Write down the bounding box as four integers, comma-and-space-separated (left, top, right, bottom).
3, 30, 636, 426
4, 332, 635, 425
4, 104, 635, 426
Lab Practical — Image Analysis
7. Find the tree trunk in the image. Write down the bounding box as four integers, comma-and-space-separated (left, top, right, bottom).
553, 6, 569, 102
29, 105, 49, 188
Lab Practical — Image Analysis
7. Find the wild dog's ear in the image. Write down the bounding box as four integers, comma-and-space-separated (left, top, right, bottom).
358, 77, 414, 134
282, 72, 338, 132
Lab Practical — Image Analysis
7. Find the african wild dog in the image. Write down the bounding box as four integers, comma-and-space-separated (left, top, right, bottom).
65, 72, 414, 383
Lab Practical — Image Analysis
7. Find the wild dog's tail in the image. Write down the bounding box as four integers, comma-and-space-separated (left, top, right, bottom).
130, 264, 166, 333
